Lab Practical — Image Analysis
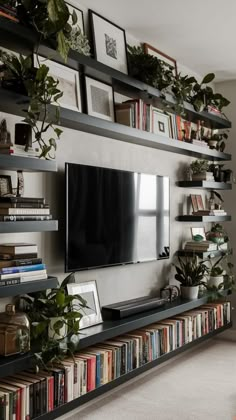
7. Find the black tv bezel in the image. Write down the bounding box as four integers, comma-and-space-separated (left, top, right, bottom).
65, 162, 170, 272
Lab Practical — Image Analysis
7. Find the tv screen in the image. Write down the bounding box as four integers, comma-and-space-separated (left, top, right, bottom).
65, 163, 170, 271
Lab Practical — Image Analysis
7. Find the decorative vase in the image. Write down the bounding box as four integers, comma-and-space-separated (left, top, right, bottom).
208, 276, 224, 288
48, 317, 67, 340
0, 304, 30, 356
208, 139, 218, 149
192, 172, 207, 181
181, 285, 199, 300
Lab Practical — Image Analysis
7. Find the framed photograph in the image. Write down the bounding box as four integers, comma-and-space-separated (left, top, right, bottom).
34, 54, 82, 113
153, 109, 171, 138
65, 1, 85, 34
190, 194, 198, 213
89, 10, 128, 74
191, 227, 206, 240
85, 76, 115, 121
0, 175, 12, 196
67, 280, 103, 329
143, 43, 177, 76
196, 194, 205, 211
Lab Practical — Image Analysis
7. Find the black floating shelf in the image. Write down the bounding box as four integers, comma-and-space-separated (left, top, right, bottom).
176, 215, 231, 222
176, 181, 232, 190
0, 276, 58, 298
0, 352, 34, 379
177, 250, 229, 259
0, 220, 58, 233
0, 17, 232, 131
0, 154, 57, 172
33, 322, 232, 420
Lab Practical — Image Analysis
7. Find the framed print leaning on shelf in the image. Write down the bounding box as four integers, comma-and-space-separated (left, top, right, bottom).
190, 194, 198, 213
85, 76, 115, 121
143, 43, 178, 76
67, 280, 103, 329
65, 1, 85, 34
89, 10, 128, 74
152, 109, 171, 138
196, 194, 205, 211
34, 54, 82, 113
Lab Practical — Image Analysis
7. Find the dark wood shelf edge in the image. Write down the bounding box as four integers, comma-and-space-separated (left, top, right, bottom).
0, 220, 58, 233
0, 154, 57, 172
176, 215, 232, 222
176, 181, 232, 190
0, 276, 58, 298
176, 250, 229, 258
34, 322, 232, 420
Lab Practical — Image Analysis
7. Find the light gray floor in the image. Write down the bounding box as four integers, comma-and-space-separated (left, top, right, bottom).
60, 331, 236, 420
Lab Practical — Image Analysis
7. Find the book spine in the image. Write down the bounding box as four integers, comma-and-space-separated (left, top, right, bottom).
0, 278, 20, 286
1, 263, 46, 274
0, 208, 50, 215
0, 10, 19, 22
13, 258, 42, 267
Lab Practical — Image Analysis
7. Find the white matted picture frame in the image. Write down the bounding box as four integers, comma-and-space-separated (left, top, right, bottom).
191, 227, 206, 240
34, 54, 82, 113
85, 76, 115, 121
65, 1, 85, 34
67, 280, 103, 329
143, 43, 178, 76
89, 10, 128, 74
153, 109, 171, 138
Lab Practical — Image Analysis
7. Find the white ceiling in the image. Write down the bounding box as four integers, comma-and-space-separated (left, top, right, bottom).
80, 0, 236, 82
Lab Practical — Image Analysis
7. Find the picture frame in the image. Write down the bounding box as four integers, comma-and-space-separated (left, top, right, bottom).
191, 227, 206, 240
0, 175, 13, 196
190, 194, 198, 213
85, 76, 115, 121
143, 43, 178, 76
65, 1, 85, 34
67, 280, 103, 329
196, 194, 205, 211
34, 54, 82, 113
89, 10, 128, 74
153, 109, 171, 138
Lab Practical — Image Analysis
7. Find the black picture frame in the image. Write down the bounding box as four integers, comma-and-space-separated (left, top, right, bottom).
84, 75, 115, 122
65, 1, 85, 35
0, 175, 13, 197
89, 10, 128, 75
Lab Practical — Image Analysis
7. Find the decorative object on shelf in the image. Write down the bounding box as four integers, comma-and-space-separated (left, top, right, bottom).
16, 170, 24, 196
207, 254, 233, 289
85, 76, 115, 122
0, 174, 12, 196
206, 130, 229, 152
0, 303, 30, 356
15, 122, 32, 150
191, 227, 206, 240
190, 194, 198, 213
67, 280, 103, 329
0, 118, 11, 144
66, 1, 85, 34
64, 2, 90, 55
209, 190, 224, 211
89, 10, 128, 74
143, 43, 178, 76
160, 285, 180, 302
190, 159, 212, 181
206, 223, 228, 245
34, 54, 82, 113
152, 108, 171, 138
174, 256, 209, 300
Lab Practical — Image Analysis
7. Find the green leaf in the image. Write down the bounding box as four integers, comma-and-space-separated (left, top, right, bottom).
65, 311, 82, 320
56, 290, 65, 307
72, 10, 78, 25
54, 91, 63, 102
47, 0, 69, 25
53, 319, 64, 331
54, 127, 63, 137
57, 30, 70, 62
201, 73, 215, 84
36, 64, 49, 81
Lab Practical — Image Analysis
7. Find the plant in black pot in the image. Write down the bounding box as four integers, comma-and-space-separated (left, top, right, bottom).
190, 73, 230, 112
174, 256, 209, 300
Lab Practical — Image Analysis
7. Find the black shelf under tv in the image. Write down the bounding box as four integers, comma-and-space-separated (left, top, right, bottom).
176, 181, 232, 190
0, 220, 58, 233
177, 215, 231, 222
0, 276, 58, 298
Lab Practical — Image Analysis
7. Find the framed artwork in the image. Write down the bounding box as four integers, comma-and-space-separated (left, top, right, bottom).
143, 43, 177, 76
190, 194, 198, 213
191, 227, 206, 240
34, 54, 82, 113
89, 10, 128, 74
67, 280, 103, 329
196, 194, 204, 211
0, 175, 12, 196
85, 76, 115, 121
153, 109, 171, 138
65, 1, 85, 34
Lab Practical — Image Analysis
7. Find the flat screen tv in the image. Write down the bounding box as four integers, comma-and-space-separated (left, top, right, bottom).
65, 163, 170, 272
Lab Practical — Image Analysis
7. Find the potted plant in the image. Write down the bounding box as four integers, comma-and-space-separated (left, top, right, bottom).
190, 159, 211, 181
190, 73, 230, 112
206, 223, 228, 245
174, 256, 209, 299
207, 253, 234, 288
207, 131, 228, 152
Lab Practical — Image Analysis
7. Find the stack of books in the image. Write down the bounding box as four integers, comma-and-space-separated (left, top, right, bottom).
0, 302, 230, 418
0, 243, 47, 286
0, 4, 19, 22
0, 196, 52, 222
0, 144, 40, 157
209, 209, 227, 216
184, 240, 218, 252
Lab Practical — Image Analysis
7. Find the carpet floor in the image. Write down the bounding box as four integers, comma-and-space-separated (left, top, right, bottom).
60, 332, 236, 420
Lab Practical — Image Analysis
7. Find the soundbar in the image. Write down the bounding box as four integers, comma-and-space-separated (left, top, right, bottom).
102, 296, 167, 320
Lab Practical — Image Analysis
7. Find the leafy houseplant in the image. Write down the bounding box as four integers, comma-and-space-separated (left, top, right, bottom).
189, 159, 211, 181
206, 131, 229, 152
190, 73, 230, 112
20, 273, 88, 365
206, 223, 229, 245
174, 256, 209, 299
207, 254, 234, 289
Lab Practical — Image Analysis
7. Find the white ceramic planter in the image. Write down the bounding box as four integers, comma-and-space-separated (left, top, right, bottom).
181, 285, 199, 300
208, 276, 224, 288
48, 316, 67, 340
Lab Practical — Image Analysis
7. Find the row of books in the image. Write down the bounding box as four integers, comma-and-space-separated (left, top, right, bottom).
115, 99, 212, 145
0, 302, 230, 419
183, 240, 228, 252
0, 5, 19, 22
0, 197, 52, 222
192, 209, 227, 216
0, 243, 47, 286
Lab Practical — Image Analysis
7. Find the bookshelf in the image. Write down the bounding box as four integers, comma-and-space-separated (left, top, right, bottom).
0, 276, 58, 298
176, 181, 232, 190
176, 215, 231, 222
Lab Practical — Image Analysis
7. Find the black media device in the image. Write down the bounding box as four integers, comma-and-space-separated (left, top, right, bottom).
102, 296, 167, 320
65, 163, 170, 272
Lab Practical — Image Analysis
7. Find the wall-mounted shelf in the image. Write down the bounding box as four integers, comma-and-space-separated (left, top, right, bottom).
0, 220, 58, 233
0, 276, 58, 298
176, 181, 232, 190
0, 154, 57, 172
176, 250, 228, 259
0, 352, 34, 379
0, 88, 231, 162
176, 215, 231, 222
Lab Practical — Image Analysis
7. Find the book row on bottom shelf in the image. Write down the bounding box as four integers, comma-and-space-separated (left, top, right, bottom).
0, 301, 231, 420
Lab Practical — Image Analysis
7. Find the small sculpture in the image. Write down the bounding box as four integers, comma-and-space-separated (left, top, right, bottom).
0, 119, 11, 144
